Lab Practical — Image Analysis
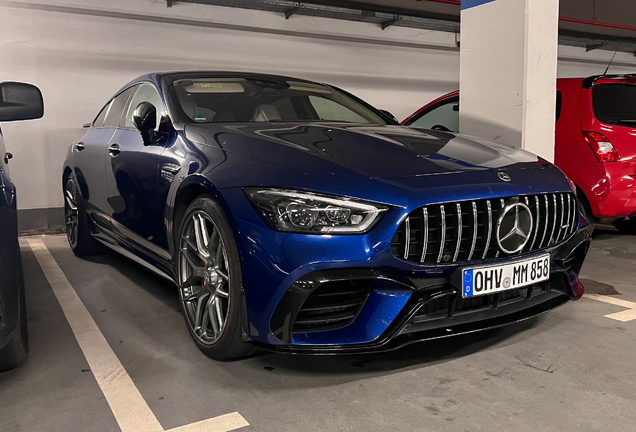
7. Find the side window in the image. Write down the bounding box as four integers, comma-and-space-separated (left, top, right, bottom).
308, 95, 367, 123
103, 87, 136, 128
123, 83, 165, 131
410, 99, 460, 132
93, 100, 112, 127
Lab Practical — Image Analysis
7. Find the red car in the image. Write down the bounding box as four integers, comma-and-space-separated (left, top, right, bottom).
403, 74, 636, 234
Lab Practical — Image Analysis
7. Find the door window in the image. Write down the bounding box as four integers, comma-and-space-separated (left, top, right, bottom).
123, 83, 165, 131
103, 87, 136, 128
410, 99, 459, 132
93, 101, 112, 127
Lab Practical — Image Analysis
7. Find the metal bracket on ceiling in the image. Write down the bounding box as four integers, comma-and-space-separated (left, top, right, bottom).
586, 41, 608, 52
285, 7, 298, 19
167, 0, 174, 7
382, 17, 399, 30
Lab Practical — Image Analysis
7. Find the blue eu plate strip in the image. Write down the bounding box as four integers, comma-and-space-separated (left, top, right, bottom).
464, 269, 474, 298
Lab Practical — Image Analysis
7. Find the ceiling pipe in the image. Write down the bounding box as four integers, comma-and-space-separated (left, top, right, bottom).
417, 0, 636, 33
416, 0, 461, 5
559, 17, 636, 33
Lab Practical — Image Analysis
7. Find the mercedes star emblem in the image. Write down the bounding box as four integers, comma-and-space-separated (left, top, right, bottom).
496, 203, 534, 254
497, 172, 512, 182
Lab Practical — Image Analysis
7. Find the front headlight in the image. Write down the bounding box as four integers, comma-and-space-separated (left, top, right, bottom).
245, 188, 388, 234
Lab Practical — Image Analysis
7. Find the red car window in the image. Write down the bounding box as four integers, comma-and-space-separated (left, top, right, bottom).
592, 84, 636, 128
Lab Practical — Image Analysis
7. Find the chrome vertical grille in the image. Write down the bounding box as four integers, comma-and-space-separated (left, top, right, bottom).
391, 193, 578, 265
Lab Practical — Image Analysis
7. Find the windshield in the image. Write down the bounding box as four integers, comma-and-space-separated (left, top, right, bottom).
592, 83, 636, 127
169, 77, 387, 124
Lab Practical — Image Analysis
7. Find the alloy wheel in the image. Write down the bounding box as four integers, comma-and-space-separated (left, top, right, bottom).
178, 211, 231, 345
64, 177, 79, 248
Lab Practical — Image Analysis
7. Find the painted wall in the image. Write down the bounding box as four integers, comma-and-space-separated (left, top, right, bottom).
0, 0, 635, 214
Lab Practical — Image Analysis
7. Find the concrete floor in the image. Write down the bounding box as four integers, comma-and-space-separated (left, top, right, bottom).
1, 229, 635, 432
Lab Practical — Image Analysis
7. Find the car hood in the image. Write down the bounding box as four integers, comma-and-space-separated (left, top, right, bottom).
184, 123, 545, 180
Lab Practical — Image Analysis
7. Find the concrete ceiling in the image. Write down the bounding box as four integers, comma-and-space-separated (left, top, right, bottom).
313, 0, 636, 40
176, 0, 636, 53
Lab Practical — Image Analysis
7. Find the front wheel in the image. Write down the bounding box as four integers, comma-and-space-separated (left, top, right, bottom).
612, 218, 636, 235
176, 196, 255, 361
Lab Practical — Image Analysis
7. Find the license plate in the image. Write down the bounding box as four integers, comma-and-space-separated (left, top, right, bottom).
462, 254, 550, 298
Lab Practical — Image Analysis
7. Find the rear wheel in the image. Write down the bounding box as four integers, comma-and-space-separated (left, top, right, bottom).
577, 191, 595, 233
64, 175, 103, 256
612, 218, 636, 235
176, 196, 255, 361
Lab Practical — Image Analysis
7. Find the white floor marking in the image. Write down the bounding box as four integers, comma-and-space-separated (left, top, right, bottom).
26, 238, 249, 432
585, 293, 636, 322
168, 413, 248, 432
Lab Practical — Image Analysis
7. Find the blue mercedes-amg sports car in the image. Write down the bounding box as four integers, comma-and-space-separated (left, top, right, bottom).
63, 72, 591, 360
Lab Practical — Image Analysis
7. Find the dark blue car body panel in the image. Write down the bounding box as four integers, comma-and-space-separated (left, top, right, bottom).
64, 72, 591, 353
0, 128, 23, 353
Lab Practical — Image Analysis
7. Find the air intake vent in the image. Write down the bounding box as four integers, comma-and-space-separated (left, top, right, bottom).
293, 281, 369, 334
391, 193, 578, 265
413, 285, 547, 323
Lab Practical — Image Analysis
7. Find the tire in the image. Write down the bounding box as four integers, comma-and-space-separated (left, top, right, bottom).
612, 218, 636, 235
0, 262, 28, 372
577, 191, 595, 233
64, 175, 103, 256
175, 196, 256, 361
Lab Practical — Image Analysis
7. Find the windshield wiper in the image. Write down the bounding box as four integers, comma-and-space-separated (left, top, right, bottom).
619, 120, 636, 123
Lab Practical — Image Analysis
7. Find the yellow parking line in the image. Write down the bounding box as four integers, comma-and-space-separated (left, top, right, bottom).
585, 293, 636, 323
26, 238, 249, 432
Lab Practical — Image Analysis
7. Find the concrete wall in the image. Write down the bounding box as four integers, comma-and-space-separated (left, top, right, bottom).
459, 0, 527, 151
459, 0, 561, 163
0, 0, 635, 231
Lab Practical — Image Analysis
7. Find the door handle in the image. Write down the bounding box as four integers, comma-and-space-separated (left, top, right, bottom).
75, 142, 85, 151
108, 143, 121, 157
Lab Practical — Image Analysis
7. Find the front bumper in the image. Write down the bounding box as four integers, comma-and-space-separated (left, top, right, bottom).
256, 228, 590, 355
220, 183, 591, 355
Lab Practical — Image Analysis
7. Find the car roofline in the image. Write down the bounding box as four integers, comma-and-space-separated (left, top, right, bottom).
582, 74, 636, 89
402, 90, 459, 124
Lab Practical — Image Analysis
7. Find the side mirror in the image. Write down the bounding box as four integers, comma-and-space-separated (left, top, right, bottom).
379, 109, 399, 123
0, 82, 44, 122
133, 102, 157, 146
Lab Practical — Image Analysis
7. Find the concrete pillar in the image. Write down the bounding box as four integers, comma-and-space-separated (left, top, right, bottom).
459, 0, 560, 162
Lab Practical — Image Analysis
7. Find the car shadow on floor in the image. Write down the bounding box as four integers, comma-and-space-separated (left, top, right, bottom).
592, 224, 620, 240
72, 244, 549, 382
244, 317, 543, 375
78, 249, 181, 309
